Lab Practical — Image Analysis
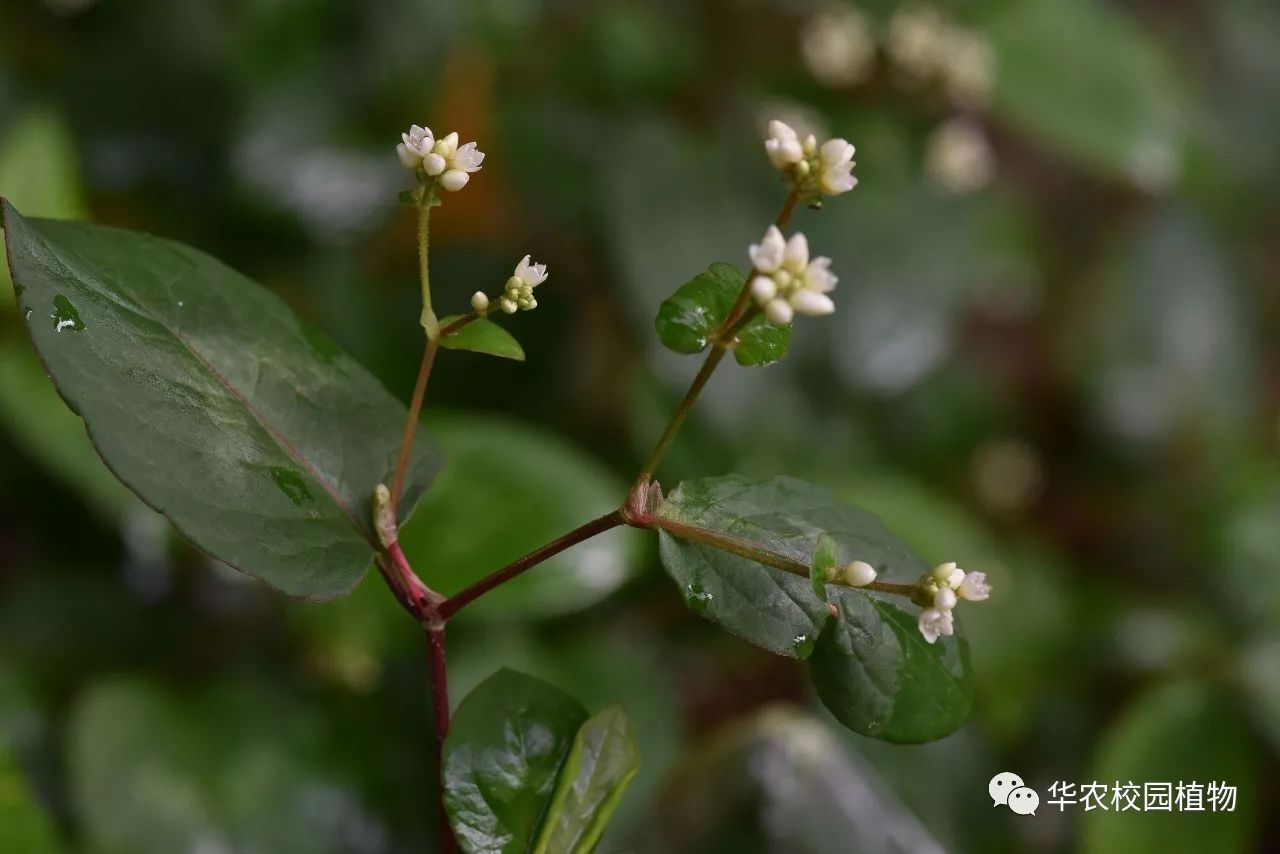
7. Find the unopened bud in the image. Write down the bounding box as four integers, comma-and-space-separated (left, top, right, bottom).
471, 291, 490, 313
844, 560, 877, 587
373, 483, 396, 548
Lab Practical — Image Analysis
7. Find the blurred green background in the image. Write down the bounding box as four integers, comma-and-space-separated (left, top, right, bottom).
1, 0, 1278, 851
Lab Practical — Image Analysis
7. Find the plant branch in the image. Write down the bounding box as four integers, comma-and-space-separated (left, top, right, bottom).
641, 514, 916, 598
437, 509, 626, 620
390, 337, 439, 510
632, 189, 800, 487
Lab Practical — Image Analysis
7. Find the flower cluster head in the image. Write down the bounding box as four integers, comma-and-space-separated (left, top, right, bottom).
764, 120, 857, 200
474, 255, 549, 316
748, 226, 837, 325
915, 561, 991, 644
396, 124, 485, 192
887, 5, 995, 106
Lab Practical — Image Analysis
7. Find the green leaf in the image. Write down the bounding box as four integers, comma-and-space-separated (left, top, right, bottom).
654, 262, 791, 367
1082, 681, 1259, 854
2, 202, 440, 600
0, 109, 87, 308
0, 749, 58, 853
533, 707, 640, 854
810, 533, 839, 603
398, 414, 641, 618
438, 315, 525, 361
809, 588, 973, 743
985, 0, 1187, 184
655, 475, 930, 660
444, 669, 590, 854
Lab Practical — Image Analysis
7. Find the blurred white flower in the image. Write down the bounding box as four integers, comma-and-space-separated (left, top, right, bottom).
926, 118, 995, 193
801, 4, 876, 88
887, 5, 950, 81
501, 254, 548, 312
763, 120, 857, 199
748, 226, 838, 324
943, 31, 996, 105
918, 607, 955, 644
887, 5, 996, 107
958, 571, 991, 602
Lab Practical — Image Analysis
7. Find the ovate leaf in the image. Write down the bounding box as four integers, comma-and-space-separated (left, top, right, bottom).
533, 707, 640, 854
2, 202, 440, 599
438, 315, 525, 361
656, 475, 929, 660
444, 669, 589, 854
810, 589, 973, 743
654, 262, 791, 366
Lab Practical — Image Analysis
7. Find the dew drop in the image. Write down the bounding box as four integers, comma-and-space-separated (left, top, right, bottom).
792, 633, 816, 657
51, 294, 84, 332
269, 466, 314, 506
685, 583, 714, 613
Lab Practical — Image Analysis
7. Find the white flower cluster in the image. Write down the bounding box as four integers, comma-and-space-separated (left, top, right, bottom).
748, 226, 837, 325
764, 121, 857, 199
917, 562, 991, 644
800, 4, 876, 88
473, 255, 548, 316
396, 125, 485, 192
887, 5, 995, 106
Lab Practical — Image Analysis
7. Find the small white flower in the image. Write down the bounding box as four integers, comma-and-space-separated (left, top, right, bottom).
763, 121, 857, 199
943, 31, 996, 106
845, 560, 877, 587
765, 120, 805, 169
918, 607, 954, 644
513, 254, 548, 287
934, 585, 957, 610
423, 153, 447, 176
957, 571, 991, 602
800, 5, 876, 88
748, 226, 838, 322
397, 124, 435, 170
471, 292, 490, 313
440, 170, 470, 192
931, 561, 965, 589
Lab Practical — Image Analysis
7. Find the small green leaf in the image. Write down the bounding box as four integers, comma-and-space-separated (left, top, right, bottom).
809, 588, 973, 743
437, 315, 525, 361
533, 707, 640, 854
654, 262, 791, 367
1082, 681, 1259, 854
656, 475, 930, 661
398, 415, 641, 618
444, 669, 589, 854
2, 202, 440, 600
810, 533, 839, 603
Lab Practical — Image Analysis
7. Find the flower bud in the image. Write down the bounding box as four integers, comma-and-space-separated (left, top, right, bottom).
471, 292, 490, 313
844, 560, 877, 587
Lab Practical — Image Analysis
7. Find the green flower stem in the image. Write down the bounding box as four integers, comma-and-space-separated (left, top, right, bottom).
633, 189, 800, 487
418, 194, 440, 338
644, 514, 916, 598
390, 336, 439, 511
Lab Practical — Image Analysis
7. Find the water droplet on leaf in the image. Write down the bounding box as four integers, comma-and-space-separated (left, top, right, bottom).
792, 633, 816, 657
51, 294, 84, 332
685, 583, 714, 613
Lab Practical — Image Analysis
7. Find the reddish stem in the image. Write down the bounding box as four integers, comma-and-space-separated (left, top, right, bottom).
427, 625, 456, 853
437, 510, 625, 620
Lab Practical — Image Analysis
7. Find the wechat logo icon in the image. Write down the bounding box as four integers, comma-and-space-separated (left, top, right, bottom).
990, 772, 1039, 815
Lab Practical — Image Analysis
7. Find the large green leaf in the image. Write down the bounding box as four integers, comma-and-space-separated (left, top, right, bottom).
398, 415, 640, 618
438, 315, 525, 361
809, 589, 973, 743
985, 0, 1187, 185
2, 202, 439, 599
1082, 681, 1259, 854
654, 262, 791, 367
656, 475, 931, 659
533, 707, 640, 854
443, 669, 589, 854
0, 749, 58, 853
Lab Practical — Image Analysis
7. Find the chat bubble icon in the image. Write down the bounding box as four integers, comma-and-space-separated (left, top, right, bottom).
989, 772, 1025, 806
1008, 786, 1039, 816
